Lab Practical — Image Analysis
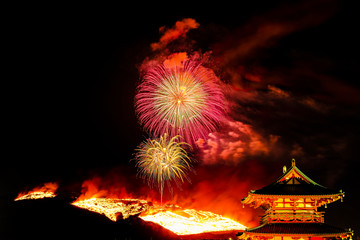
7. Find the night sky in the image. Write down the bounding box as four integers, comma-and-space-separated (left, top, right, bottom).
2, 1, 360, 239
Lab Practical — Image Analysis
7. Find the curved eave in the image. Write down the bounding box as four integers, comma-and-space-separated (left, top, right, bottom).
242, 192, 344, 207
245, 192, 344, 198
240, 223, 353, 239
241, 231, 353, 238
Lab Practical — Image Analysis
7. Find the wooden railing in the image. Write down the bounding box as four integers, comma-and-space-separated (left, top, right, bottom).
262, 211, 325, 223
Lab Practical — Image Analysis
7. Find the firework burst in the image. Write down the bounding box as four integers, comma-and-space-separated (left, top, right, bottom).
134, 133, 192, 204
135, 58, 225, 144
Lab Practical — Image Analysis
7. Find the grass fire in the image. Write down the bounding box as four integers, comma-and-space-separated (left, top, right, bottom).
14, 179, 247, 238
14, 182, 58, 201
71, 196, 246, 236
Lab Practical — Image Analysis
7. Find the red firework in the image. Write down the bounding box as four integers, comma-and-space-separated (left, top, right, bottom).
135, 58, 225, 145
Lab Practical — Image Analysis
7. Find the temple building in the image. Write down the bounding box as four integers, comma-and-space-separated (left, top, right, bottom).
238, 159, 353, 240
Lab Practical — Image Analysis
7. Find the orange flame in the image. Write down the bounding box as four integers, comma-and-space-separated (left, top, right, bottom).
140, 206, 246, 235
15, 182, 58, 201
76, 176, 134, 201
71, 176, 153, 221
71, 176, 248, 235
71, 196, 246, 235
72, 198, 151, 221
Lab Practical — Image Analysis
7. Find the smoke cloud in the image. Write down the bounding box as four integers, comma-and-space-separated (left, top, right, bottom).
151, 18, 199, 51
212, 0, 337, 91
196, 118, 280, 165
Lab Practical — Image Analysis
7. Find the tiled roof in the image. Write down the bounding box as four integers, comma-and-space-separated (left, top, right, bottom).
252, 178, 340, 195
248, 159, 341, 196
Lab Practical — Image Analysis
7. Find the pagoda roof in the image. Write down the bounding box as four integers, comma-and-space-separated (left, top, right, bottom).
240, 223, 353, 238
244, 159, 342, 197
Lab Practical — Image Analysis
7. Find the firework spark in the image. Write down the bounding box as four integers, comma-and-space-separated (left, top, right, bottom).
136, 58, 225, 144
134, 134, 192, 204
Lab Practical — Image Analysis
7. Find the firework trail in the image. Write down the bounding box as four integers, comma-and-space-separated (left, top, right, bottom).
135, 58, 225, 145
134, 133, 192, 204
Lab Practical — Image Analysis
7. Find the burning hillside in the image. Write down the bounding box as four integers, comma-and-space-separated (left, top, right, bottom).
14, 178, 247, 237
72, 198, 151, 221
71, 196, 246, 236
139, 206, 246, 236
14, 182, 58, 201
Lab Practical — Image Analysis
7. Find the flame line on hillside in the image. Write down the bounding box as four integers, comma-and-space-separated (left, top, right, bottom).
71, 197, 246, 235
15, 182, 58, 201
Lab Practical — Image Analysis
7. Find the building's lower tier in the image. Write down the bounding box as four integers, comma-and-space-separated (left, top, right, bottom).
237, 223, 353, 240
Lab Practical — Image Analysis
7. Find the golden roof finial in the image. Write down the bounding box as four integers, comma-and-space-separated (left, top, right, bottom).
292, 158, 296, 167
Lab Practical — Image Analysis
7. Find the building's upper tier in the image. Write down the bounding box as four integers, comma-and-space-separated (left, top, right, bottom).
242, 159, 344, 207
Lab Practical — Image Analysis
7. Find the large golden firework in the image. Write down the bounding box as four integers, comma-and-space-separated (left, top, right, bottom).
134, 133, 192, 204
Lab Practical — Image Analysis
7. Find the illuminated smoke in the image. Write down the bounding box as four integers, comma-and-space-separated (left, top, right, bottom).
151, 18, 199, 51
211, 0, 337, 92
171, 162, 272, 227
196, 118, 279, 165
76, 176, 133, 201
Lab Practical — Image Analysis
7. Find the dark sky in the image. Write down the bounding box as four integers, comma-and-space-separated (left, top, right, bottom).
3, 0, 360, 238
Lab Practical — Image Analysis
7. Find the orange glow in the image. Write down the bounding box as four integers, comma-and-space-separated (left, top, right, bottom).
14, 174, 252, 236
50, 167, 263, 236
76, 176, 134, 201
151, 19, 199, 51
72, 198, 151, 221
71, 196, 246, 235
15, 182, 58, 201
140, 206, 246, 235
72, 167, 263, 228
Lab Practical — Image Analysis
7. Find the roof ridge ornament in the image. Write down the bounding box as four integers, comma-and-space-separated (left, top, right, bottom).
292, 158, 296, 167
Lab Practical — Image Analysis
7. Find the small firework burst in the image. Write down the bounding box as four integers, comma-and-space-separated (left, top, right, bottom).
135, 59, 225, 145
134, 133, 192, 204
